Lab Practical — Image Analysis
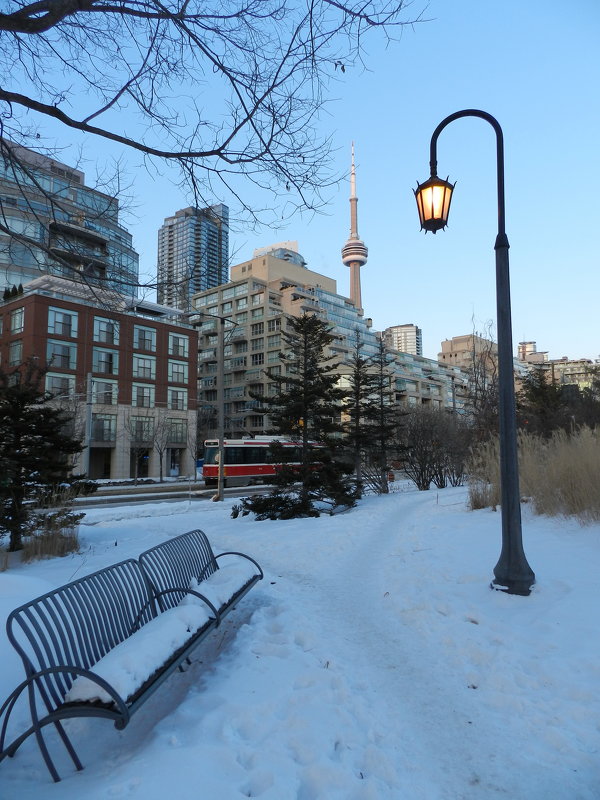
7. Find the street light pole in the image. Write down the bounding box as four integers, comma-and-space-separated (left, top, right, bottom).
216, 315, 225, 501
82, 372, 93, 477
415, 109, 535, 596
189, 310, 227, 501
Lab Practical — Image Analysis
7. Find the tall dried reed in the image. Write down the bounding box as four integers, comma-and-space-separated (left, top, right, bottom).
468, 427, 600, 522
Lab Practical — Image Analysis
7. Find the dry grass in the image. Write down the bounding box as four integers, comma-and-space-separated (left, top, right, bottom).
21, 527, 80, 562
467, 438, 500, 511
468, 427, 600, 522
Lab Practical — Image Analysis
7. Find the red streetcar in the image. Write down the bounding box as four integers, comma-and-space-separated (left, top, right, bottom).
202, 436, 308, 488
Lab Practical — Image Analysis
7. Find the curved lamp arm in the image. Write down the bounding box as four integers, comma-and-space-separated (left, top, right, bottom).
428, 109, 506, 241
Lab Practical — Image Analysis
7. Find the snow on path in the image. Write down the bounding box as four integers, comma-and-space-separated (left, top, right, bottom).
1, 488, 598, 799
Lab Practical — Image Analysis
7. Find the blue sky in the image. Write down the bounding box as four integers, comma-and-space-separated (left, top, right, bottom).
46, 0, 600, 362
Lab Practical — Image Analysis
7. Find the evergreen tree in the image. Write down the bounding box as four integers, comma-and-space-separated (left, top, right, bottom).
343, 330, 375, 494
239, 314, 356, 518
517, 367, 570, 437
0, 360, 84, 551
343, 332, 400, 495
366, 338, 403, 491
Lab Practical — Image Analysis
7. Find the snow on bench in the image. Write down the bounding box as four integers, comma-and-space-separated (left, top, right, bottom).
66, 557, 260, 704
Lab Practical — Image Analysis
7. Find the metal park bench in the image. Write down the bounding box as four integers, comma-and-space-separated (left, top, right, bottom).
0, 530, 263, 782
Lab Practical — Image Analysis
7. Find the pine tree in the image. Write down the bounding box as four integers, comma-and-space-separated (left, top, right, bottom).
517, 367, 569, 438
355, 337, 402, 493
239, 314, 356, 518
0, 360, 84, 551
342, 331, 385, 495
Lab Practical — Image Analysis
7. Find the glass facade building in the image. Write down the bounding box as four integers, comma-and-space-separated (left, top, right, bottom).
0, 142, 139, 295
157, 205, 229, 311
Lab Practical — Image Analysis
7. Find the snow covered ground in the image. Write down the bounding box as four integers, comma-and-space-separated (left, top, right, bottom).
0, 484, 598, 799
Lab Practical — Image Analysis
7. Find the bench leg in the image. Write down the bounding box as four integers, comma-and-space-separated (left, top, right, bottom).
29, 684, 84, 782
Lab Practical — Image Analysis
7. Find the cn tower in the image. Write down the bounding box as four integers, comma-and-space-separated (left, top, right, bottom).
341, 143, 368, 313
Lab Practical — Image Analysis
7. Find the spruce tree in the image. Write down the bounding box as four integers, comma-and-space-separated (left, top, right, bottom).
352, 337, 402, 493
238, 313, 356, 518
343, 330, 384, 495
0, 360, 84, 551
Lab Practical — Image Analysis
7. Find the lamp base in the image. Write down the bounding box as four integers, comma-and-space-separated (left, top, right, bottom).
490, 579, 535, 597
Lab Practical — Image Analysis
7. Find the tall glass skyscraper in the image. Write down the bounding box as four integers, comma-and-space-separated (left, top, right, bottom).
157, 205, 229, 311
0, 141, 139, 296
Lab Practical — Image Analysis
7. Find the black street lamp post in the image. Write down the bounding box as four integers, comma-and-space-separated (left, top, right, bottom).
415, 109, 535, 596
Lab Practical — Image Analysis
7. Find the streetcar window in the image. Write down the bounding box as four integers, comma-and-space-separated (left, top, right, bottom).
204, 446, 219, 465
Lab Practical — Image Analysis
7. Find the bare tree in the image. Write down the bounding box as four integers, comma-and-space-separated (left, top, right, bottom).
123, 410, 154, 483
0, 0, 422, 279
152, 410, 172, 483
463, 321, 499, 442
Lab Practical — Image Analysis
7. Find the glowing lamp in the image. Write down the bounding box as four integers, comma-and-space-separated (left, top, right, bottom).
414, 175, 455, 233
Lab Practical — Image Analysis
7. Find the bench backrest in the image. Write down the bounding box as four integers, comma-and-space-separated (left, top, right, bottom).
6, 559, 156, 706
138, 530, 218, 611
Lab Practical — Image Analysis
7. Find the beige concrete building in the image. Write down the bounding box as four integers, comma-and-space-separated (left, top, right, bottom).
438, 334, 498, 374
383, 324, 423, 356
192, 245, 468, 439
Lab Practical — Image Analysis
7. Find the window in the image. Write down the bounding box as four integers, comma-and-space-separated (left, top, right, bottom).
251, 293, 264, 306
248, 415, 264, 428
9, 340, 23, 366
251, 353, 264, 366
267, 334, 281, 348
132, 383, 155, 408
133, 325, 156, 352
130, 416, 154, 442
10, 307, 24, 334
251, 322, 264, 336
93, 379, 117, 405
133, 355, 156, 380
251, 308, 263, 319
94, 316, 119, 345
236, 297, 248, 309
221, 301, 232, 313
267, 318, 281, 332
251, 338, 264, 351
168, 360, 188, 383
91, 413, 117, 442
168, 419, 187, 444
92, 347, 118, 375
47, 339, 77, 369
168, 388, 188, 410
48, 307, 77, 337
46, 372, 75, 396
168, 333, 189, 358
236, 312, 248, 323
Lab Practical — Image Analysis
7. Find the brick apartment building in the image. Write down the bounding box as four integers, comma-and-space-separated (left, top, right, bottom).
0, 276, 198, 480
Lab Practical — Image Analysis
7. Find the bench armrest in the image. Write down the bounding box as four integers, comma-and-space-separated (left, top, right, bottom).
1, 664, 129, 746
153, 587, 222, 626
215, 551, 264, 580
